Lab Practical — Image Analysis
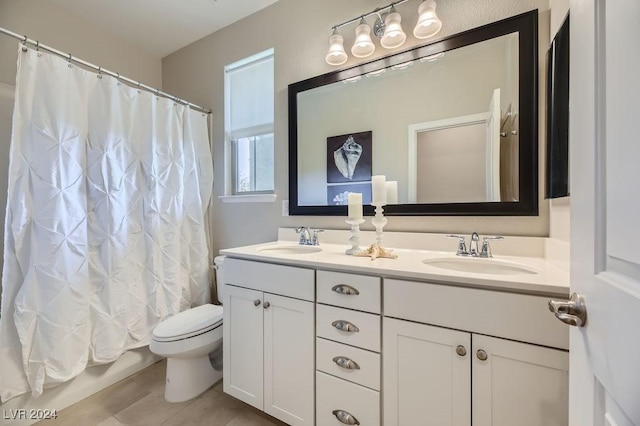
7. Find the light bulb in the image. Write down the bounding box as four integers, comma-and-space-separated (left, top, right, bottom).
351, 19, 375, 58
325, 30, 348, 66
380, 8, 406, 49
414, 0, 443, 39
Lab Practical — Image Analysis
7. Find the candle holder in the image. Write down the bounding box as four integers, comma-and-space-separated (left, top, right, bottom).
371, 202, 388, 246
345, 219, 365, 255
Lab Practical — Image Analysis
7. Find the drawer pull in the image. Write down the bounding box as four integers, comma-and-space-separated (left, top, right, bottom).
331, 284, 360, 296
332, 409, 360, 425
332, 356, 361, 370
332, 320, 360, 333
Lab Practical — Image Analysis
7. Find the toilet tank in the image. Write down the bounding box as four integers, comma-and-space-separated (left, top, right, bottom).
214, 255, 225, 303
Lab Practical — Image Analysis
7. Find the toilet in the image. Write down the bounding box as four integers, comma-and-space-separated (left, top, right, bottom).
149, 256, 226, 402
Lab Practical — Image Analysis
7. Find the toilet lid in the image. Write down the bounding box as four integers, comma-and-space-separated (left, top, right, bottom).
153, 304, 223, 340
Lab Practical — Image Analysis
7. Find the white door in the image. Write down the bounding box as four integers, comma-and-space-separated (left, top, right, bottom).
263, 294, 314, 425
567, 1, 640, 425
223, 285, 264, 409
472, 335, 569, 426
383, 318, 470, 426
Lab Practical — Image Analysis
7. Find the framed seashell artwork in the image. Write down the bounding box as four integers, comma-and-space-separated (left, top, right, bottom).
326, 131, 372, 183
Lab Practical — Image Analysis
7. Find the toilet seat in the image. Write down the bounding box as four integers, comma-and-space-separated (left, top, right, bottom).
153, 304, 223, 342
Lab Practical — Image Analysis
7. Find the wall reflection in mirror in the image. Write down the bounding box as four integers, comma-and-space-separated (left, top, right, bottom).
297, 32, 519, 207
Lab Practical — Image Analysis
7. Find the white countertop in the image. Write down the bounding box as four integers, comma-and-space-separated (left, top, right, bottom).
220, 240, 570, 297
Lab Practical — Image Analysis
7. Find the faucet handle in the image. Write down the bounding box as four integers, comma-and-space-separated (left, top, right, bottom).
295, 226, 310, 244
311, 229, 325, 245
447, 234, 468, 256
480, 235, 504, 258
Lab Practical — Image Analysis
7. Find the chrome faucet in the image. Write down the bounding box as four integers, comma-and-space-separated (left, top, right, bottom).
447, 232, 503, 257
296, 227, 324, 245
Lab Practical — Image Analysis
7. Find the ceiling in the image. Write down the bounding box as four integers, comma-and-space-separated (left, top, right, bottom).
50, 0, 280, 58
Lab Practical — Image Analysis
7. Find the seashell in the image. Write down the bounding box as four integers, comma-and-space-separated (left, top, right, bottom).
353, 243, 398, 260
334, 135, 362, 180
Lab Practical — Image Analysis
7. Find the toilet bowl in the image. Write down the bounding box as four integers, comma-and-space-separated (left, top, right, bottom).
149, 256, 226, 402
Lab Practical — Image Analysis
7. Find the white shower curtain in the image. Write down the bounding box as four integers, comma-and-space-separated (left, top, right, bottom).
0, 46, 213, 401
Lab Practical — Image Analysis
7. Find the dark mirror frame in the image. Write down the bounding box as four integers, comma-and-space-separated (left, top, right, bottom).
288, 10, 538, 216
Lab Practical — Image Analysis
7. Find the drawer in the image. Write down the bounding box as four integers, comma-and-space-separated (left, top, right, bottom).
317, 270, 381, 313
316, 337, 380, 391
384, 278, 570, 350
316, 305, 381, 352
223, 257, 314, 301
316, 371, 380, 426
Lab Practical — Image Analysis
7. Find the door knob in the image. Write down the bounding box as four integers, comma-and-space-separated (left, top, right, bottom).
548, 292, 587, 327
253, 299, 261, 307
263, 301, 270, 309
456, 345, 467, 357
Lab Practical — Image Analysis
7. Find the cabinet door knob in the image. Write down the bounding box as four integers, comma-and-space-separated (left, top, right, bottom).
253, 299, 261, 307
331, 284, 360, 296
332, 409, 360, 425
456, 345, 467, 357
477, 349, 488, 361
332, 320, 360, 333
333, 356, 361, 370
263, 301, 270, 309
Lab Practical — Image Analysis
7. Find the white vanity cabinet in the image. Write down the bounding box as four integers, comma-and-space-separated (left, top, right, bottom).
315, 270, 382, 426
383, 278, 569, 426
222, 258, 315, 426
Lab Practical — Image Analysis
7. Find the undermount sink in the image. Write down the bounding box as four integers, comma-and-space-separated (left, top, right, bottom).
422, 257, 539, 275
257, 245, 323, 255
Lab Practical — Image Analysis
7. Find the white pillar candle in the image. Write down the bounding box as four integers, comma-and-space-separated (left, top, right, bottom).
347, 192, 363, 220
372, 175, 387, 204
385, 181, 398, 204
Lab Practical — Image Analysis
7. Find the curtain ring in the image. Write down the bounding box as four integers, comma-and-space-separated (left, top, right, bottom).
67, 53, 73, 68
21, 35, 28, 52
155, 89, 160, 100
137, 81, 141, 94
97, 66, 103, 79
35, 41, 41, 56
116, 72, 120, 85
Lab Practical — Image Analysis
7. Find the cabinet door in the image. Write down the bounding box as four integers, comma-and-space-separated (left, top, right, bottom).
223, 285, 264, 409
383, 317, 471, 426
264, 294, 314, 425
472, 335, 569, 426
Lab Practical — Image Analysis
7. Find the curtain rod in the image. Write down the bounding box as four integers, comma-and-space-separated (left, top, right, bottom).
0, 26, 212, 114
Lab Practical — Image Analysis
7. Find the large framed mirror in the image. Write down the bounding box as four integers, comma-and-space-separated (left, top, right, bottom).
288, 10, 538, 216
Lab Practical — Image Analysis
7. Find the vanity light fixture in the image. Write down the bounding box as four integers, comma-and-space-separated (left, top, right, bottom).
325, 28, 348, 66
414, 0, 443, 39
365, 68, 387, 78
380, 6, 407, 49
351, 18, 376, 58
391, 60, 414, 70
419, 51, 445, 62
325, 0, 444, 66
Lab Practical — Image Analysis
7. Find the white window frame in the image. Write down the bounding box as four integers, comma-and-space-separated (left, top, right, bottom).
221, 48, 277, 203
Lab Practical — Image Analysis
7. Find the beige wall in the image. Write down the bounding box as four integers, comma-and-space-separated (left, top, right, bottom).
0, 0, 162, 87
162, 0, 551, 254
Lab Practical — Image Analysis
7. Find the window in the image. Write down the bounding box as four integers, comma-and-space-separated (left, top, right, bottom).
224, 49, 275, 198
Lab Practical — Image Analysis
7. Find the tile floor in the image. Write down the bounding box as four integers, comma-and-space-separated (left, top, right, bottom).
36, 360, 287, 426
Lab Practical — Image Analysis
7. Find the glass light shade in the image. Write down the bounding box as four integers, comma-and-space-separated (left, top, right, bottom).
380, 11, 406, 49
325, 33, 348, 66
413, 0, 443, 39
351, 22, 375, 58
